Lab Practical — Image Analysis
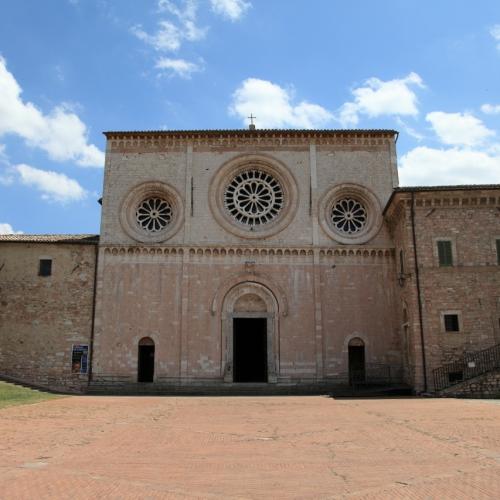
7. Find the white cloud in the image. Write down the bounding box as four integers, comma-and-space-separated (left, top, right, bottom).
229, 78, 333, 129
132, 21, 183, 52
210, 0, 251, 21
0, 57, 104, 167
481, 103, 500, 115
490, 24, 500, 51
15, 164, 87, 203
399, 146, 500, 186
158, 0, 206, 41
133, 1, 252, 76
0, 223, 23, 235
426, 111, 495, 147
155, 57, 203, 78
132, 0, 206, 54
336, 73, 424, 127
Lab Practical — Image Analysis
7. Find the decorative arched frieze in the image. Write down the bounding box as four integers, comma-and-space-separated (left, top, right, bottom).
106, 130, 396, 153
100, 244, 394, 263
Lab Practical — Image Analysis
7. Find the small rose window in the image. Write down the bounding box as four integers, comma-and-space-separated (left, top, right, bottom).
330, 198, 367, 235
136, 197, 173, 233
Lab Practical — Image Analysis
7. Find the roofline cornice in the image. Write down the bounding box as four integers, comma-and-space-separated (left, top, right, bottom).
383, 184, 500, 216
103, 129, 398, 139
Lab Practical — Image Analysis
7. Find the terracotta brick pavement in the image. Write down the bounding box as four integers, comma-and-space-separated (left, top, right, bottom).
0, 396, 499, 499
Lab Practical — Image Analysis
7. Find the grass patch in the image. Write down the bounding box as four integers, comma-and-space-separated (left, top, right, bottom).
0, 381, 62, 409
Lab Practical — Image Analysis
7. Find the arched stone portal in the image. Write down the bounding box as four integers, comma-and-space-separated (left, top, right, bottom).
221, 282, 279, 383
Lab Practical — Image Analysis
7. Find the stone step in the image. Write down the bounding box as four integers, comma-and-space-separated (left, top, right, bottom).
86, 383, 412, 397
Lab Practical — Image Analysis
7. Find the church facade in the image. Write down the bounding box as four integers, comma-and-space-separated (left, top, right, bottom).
1, 129, 499, 394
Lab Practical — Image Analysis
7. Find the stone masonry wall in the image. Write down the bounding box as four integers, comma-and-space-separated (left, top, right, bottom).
388, 189, 500, 393
439, 369, 500, 398
0, 242, 96, 391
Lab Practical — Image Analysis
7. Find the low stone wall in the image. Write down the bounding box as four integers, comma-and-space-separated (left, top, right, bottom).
439, 370, 500, 398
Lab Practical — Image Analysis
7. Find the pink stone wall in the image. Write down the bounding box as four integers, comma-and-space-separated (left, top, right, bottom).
92, 249, 402, 385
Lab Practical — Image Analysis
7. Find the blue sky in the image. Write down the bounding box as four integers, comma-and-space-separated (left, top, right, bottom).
1, 0, 500, 235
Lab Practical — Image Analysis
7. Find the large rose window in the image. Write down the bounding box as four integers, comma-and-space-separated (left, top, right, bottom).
223, 169, 284, 227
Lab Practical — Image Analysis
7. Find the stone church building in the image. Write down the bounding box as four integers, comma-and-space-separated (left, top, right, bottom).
1, 129, 499, 395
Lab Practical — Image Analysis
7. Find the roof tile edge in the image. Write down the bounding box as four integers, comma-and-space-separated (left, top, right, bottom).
103, 129, 398, 138
0, 234, 99, 244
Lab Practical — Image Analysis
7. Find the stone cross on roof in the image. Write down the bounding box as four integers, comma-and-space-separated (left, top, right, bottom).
248, 114, 256, 130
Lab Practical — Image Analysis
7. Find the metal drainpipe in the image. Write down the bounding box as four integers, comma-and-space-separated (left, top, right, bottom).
87, 242, 99, 386
410, 192, 428, 392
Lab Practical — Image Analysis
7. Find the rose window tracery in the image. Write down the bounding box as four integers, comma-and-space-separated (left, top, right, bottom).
223, 169, 284, 226
330, 198, 367, 235
135, 197, 173, 233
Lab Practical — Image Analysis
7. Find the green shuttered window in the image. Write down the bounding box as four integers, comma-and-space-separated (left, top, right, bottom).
437, 240, 453, 267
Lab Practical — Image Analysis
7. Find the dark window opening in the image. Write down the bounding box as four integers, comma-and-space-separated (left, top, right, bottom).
444, 314, 460, 332
233, 318, 267, 383
496, 239, 500, 265
448, 371, 463, 383
399, 249, 404, 275
138, 337, 155, 383
39, 259, 52, 276
437, 240, 453, 267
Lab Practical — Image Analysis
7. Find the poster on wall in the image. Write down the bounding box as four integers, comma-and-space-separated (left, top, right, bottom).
72, 345, 89, 374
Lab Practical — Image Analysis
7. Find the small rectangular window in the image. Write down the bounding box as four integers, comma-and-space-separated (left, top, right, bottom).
72, 345, 89, 374
39, 259, 52, 276
444, 314, 460, 332
496, 239, 500, 265
437, 240, 453, 267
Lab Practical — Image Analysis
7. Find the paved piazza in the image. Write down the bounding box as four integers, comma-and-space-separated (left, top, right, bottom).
0, 396, 499, 499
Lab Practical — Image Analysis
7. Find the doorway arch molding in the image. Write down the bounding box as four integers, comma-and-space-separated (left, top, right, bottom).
342, 332, 369, 352
210, 271, 288, 317
219, 279, 282, 383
